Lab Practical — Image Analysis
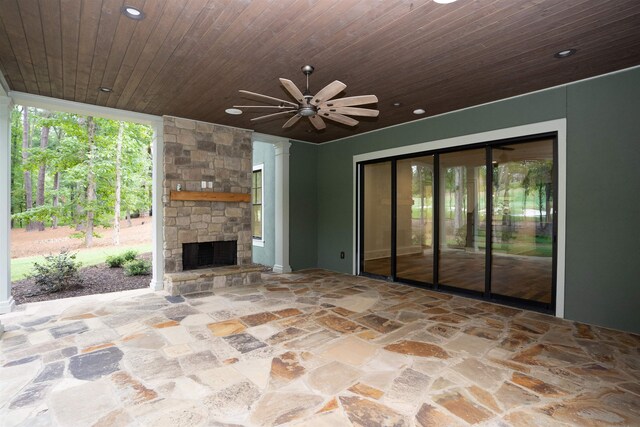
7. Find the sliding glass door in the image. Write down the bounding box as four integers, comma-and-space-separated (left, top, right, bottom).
396, 156, 434, 283
438, 149, 487, 293
361, 161, 392, 278
359, 134, 557, 312
490, 139, 555, 304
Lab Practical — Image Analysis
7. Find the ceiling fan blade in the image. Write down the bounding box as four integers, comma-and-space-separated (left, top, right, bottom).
283, 114, 302, 128
311, 80, 347, 105
239, 90, 298, 107
308, 115, 326, 130
320, 95, 378, 108
279, 78, 305, 104
320, 106, 379, 117
320, 112, 359, 126
233, 105, 297, 109
250, 111, 296, 122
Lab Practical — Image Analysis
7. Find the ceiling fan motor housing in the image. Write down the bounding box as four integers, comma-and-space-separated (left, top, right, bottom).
299, 106, 317, 117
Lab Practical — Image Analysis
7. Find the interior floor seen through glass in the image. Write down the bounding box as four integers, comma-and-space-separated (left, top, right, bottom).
491, 139, 554, 303
438, 149, 487, 293
396, 156, 434, 283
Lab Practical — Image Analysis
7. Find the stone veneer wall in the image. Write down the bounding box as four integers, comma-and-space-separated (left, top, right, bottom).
162, 116, 253, 276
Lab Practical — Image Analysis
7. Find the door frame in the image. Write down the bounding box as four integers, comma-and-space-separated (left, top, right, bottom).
353, 119, 567, 318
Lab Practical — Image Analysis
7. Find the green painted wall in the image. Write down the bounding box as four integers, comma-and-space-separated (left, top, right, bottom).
315, 87, 566, 273
252, 141, 275, 267
289, 141, 318, 270
288, 66, 640, 333
564, 69, 640, 333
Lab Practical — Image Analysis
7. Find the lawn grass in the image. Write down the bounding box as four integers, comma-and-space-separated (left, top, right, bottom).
11, 243, 153, 281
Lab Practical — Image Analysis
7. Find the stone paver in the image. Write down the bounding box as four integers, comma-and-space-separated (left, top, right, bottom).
1, 269, 640, 426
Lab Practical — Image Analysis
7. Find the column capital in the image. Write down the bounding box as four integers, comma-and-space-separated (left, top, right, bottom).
273, 140, 291, 156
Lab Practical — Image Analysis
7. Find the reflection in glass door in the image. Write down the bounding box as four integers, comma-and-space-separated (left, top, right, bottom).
438, 149, 487, 293
362, 161, 392, 277
490, 140, 555, 304
396, 156, 434, 283
359, 134, 557, 312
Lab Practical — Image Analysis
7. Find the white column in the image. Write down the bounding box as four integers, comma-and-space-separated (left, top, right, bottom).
0, 95, 15, 322
273, 140, 292, 273
149, 120, 165, 290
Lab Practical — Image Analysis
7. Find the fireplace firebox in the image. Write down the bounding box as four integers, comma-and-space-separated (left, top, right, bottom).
182, 240, 237, 271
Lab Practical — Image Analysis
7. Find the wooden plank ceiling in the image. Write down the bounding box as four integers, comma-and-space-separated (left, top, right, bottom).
1, 0, 639, 143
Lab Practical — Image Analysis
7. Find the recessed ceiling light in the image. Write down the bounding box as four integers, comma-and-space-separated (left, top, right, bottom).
225, 108, 242, 115
122, 6, 144, 20
98, 87, 112, 93
393, 102, 402, 107
413, 108, 426, 115
433, 0, 458, 4
554, 48, 577, 58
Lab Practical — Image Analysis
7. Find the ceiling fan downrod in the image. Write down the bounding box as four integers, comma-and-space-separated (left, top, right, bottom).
300, 65, 316, 115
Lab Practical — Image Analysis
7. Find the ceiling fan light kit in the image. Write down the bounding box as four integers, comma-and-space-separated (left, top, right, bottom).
233, 65, 379, 131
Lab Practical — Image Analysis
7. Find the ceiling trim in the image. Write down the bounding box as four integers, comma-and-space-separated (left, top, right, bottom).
8, 91, 162, 126
253, 132, 289, 145
0, 69, 8, 97
320, 64, 640, 147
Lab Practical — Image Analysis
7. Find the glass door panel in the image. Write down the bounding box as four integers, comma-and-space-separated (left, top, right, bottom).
396, 156, 434, 283
362, 161, 392, 277
438, 149, 487, 292
491, 139, 554, 303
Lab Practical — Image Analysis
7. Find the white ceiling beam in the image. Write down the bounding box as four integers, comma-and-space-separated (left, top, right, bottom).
8, 91, 161, 125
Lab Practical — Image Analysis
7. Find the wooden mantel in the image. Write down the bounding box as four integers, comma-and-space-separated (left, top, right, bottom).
170, 191, 250, 203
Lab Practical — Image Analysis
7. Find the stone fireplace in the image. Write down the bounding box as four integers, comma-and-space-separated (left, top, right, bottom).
162, 116, 262, 295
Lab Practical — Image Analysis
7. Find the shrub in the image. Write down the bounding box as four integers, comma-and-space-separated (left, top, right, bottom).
105, 249, 139, 268
105, 254, 125, 268
123, 259, 151, 276
121, 249, 138, 262
29, 251, 83, 294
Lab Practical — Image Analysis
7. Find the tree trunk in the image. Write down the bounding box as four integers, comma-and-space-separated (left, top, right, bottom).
85, 116, 96, 248
113, 121, 124, 245
126, 209, 132, 227
33, 124, 49, 231
453, 168, 463, 232
52, 172, 60, 228
74, 182, 84, 230
22, 108, 35, 231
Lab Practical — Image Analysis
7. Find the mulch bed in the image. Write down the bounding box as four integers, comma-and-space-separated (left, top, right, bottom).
11, 253, 152, 305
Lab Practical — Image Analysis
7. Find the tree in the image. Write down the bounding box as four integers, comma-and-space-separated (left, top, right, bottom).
85, 116, 96, 248
523, 160, 553, 235
113, 121, 124, 245
33, 118, 50, 231
21, 107, 35, 231
10, 106, 153, 242
52, 171, 60, 228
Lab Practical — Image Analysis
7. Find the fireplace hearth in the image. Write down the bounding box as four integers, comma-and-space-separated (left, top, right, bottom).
182, 241, 237, 271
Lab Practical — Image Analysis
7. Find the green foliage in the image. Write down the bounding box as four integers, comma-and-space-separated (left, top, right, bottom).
121, 249, 138, 261
123, 259, 151, 276
28, 251, 83, 294
11, 205, 60, 224
69, 230, 103, 240
10, 106, 153, 231
105, 254, 125, 268
105, 249, 138, 268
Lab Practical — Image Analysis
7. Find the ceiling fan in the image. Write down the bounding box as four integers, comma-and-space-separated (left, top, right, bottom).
233, 65, 379, 130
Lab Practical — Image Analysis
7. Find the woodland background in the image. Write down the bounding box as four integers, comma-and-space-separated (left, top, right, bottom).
10, 105, 153, 248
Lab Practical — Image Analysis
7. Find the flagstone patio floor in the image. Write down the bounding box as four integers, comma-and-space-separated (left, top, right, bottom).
1, 269, 639, 426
